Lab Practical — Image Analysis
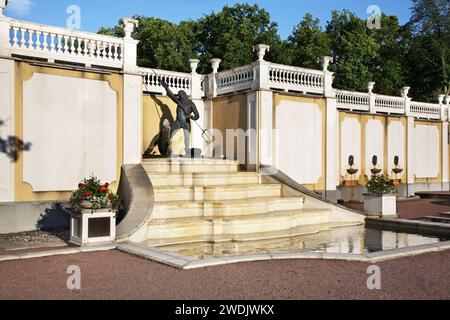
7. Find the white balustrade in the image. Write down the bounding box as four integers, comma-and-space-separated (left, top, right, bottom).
1, 16, 445, 122
268, 63, 324, 94
410, 101, 441, 120
6, 19, 124, 68
141, 67, 192, 96
374, 95, 405, 114
216, 65, 254, 95
336, 90, 370, 112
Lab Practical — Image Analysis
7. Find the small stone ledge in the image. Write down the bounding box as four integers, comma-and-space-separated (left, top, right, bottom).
117, 242, 191, 268
3, 241, 450, 267
118, 240, 450, 269
0, 244, 117, 262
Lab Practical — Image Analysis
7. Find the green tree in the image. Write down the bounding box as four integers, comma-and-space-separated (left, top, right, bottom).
196, 3, 285, 72
326, 10, 380, 92
369, 15, 408, 96
407, 0, 450, 101
99, 16, 198, 72
288, 13, 331, 69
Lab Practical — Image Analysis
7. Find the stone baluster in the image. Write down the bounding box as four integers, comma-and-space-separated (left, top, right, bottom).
121, 18, 139, 72
402, 86, 411, 117
189, 58, 202, 100
207, 58, 221, 98
367, 81, 376, 114
322, 56, 335, 98
252, 44, 270, 90
439, 94, 448, 121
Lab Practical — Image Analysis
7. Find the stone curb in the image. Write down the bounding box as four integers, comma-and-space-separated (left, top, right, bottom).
117, 242, 191, 268
118, 240, 450, 270
3, 240, 450, 268
0, 244, 117, 262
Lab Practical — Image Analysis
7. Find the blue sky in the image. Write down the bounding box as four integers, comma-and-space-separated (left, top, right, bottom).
5, 0, 414, 39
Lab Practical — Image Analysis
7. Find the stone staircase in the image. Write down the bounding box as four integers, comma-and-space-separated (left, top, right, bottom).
142, 158, 361, 246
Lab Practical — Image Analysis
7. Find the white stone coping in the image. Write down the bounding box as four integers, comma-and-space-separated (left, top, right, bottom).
0, 243, 117, 262
116, 240, 450, 270
2, 241, 449, 268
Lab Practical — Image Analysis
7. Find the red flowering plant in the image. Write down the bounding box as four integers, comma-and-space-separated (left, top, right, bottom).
70, 176, 119, 211
366, 174, 396, 195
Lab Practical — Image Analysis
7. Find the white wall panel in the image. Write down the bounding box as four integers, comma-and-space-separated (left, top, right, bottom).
0, 59, 14, 202
387, 121, 405, 178
276, 101, 323, 185
414, 124, 439, 179
340, 117, 361, 179
23, 73, 117, 192
365, 119, 384, 177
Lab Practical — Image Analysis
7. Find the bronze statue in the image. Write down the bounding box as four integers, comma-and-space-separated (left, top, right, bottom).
160, 80, 200, 157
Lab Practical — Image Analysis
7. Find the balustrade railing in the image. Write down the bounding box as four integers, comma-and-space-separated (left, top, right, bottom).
374, 95, 405, 114
410, 101, 441, 120
336, 90, 370, 112
1, 16, 447, 120
216, 65, 254, 95
141, 67, 192, 96
7, 19, 125, 68
336, 89, 445, 120
268, 63, 324, 94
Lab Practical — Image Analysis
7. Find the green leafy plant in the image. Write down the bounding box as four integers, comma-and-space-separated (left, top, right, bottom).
366, 174, 396, 195
70, 176, 119, 210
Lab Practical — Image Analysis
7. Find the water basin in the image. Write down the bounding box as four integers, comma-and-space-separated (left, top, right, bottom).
157, 225, 449, 260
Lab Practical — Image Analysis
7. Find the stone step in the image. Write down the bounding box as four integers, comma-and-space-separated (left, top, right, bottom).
153, 184, 282, 202
148, 172, 261, 187
143, 159, 239, 174
145, 220, 362, 247
146, 209, 332, 241
423, 216, 450, 223
152, 197, 305, 219
439, 212, 450, 218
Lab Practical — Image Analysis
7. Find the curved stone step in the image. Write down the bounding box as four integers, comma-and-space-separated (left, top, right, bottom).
150, 223, 363, 251
143, 159, 239, 174
152, 197, 305, 219
148, 172, 261, 187
146, 209, 332, 241
145, 220, 362, 247
154, 184, 282, 202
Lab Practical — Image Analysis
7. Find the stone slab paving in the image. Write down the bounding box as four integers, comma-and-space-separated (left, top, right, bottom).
343, 198, 450, 220
0, 249, 449, 299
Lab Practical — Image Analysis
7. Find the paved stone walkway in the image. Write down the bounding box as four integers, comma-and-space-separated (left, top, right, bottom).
0, 249, 449, 300
343, 199, 450, 220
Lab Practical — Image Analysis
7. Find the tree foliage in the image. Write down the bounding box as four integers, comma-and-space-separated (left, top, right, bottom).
288, 13, 331, 69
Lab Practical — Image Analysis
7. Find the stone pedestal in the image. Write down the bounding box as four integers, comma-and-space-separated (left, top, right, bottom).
70, 209, 117, 246
363, 194, 397, 218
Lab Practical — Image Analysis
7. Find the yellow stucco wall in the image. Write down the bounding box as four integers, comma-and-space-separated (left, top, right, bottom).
142, 93, 188, 156
14, 61, 123, 202
212, 93, 248, 159
338, 112, 443, 186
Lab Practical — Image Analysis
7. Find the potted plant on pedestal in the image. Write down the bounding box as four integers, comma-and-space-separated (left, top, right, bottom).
70, 176, 119, 211
364, 174, 397, 217
69, 176, 120, 246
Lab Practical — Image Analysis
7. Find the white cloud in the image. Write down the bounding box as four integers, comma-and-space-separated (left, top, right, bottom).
5, 0, 34, 16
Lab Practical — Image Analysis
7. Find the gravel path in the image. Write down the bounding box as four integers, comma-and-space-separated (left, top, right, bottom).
0, 249, 449, 300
